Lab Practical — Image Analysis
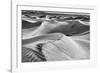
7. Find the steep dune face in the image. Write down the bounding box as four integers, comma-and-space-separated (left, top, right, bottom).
22, 20, 42, 29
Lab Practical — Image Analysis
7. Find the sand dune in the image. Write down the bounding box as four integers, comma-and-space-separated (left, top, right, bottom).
22, 20, 89, 40
22, 17, 90, 62
42, 35, 89, 61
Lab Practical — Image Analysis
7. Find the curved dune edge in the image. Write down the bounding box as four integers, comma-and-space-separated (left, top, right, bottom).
22, 33, 64, 45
